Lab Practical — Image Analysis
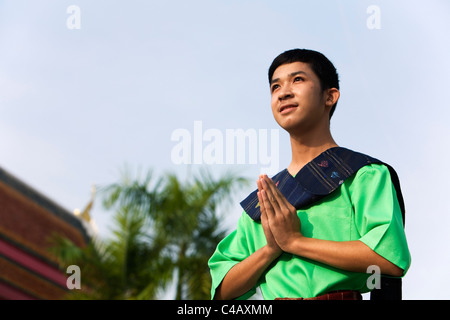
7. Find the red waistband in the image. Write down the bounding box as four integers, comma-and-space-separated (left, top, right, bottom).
275, 290, 362, 301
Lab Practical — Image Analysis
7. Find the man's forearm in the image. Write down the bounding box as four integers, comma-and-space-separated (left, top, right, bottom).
285, 236, 403, 277
214, 245, 280, 300
215, 237, 402, 300
258, 174, 403, 277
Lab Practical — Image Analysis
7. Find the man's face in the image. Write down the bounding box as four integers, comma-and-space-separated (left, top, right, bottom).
270, 61, 330, 135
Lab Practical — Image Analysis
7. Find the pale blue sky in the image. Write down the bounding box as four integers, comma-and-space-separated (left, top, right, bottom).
1, 0, 449, 299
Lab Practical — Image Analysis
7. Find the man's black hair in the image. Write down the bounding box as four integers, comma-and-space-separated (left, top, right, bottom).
268, 48, 340, 119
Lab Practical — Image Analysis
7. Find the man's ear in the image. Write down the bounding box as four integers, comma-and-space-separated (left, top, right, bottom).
325, 88, 340, 107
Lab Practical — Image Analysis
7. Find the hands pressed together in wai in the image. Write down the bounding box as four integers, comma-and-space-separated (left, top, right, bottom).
256, 174, 304, 256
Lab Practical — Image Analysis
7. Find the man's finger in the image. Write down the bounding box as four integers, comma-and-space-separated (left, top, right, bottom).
261, 176, 281, 211
257, 191, 267, 220
257, 179, 269, 215
261, 189, 276, 218
262, 174, 293, 209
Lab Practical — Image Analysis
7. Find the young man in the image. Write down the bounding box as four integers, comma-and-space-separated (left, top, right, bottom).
208, 48, 411, 300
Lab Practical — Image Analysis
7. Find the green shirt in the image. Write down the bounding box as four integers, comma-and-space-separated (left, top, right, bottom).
208, 164, 411, 299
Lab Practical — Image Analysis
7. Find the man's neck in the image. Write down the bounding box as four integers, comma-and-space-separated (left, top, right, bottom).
287, 130, 338, 175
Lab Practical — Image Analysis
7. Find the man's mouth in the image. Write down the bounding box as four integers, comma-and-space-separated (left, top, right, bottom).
279, 104, 297, 114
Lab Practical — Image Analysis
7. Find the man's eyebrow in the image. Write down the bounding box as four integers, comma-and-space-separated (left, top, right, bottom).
270, 70, 308, 85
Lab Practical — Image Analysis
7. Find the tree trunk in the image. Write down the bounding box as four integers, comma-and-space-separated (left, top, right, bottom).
175, 242, 187, 300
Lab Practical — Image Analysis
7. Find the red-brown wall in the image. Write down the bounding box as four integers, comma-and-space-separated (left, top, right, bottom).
0, 167, 90, 300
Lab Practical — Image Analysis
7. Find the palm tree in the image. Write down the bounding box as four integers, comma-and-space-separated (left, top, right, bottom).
157, 168, 248, 299
51, 166, 248, 300
49, 205, 173, 299
102, 166, 248, 299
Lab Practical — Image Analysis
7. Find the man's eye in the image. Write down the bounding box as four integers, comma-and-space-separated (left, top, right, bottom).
271, 84, 280, 92
294, 76, 304, 82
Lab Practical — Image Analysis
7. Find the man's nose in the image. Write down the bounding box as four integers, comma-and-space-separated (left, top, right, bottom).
278, 87, 294, 101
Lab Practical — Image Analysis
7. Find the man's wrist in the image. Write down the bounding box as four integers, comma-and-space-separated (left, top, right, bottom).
262, 245, 282, 261
281, 233, 307, 256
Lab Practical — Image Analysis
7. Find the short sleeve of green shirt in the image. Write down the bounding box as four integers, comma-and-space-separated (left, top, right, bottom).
208, 163, 411, 300
350, 164, 411, 274
207, 212, 260, 300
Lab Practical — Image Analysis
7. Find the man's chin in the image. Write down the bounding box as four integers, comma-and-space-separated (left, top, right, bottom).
275, 117, 302, 133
